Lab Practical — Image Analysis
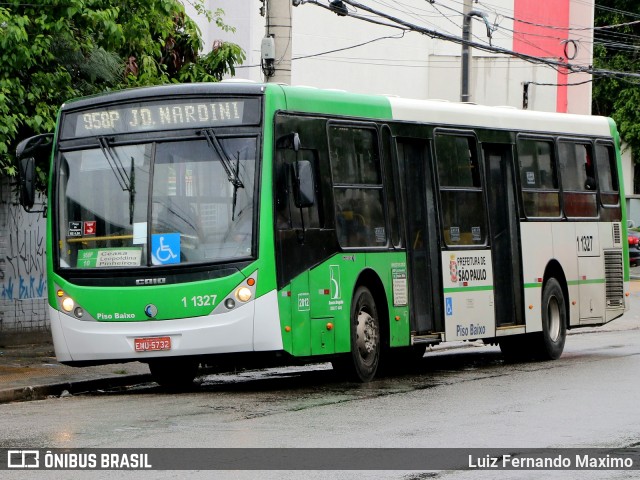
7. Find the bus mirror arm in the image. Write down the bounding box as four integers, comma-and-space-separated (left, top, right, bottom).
16, 133, 53, 213
16, 133, 53, 160
276, 132, 301, 152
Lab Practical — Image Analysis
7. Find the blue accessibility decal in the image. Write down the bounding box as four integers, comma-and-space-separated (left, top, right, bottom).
151, 233, 180, 265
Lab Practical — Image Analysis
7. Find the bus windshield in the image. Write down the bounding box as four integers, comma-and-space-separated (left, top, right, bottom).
57, 137, 257, 269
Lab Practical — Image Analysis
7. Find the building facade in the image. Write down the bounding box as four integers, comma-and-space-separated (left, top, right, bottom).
188, 0, 595, 114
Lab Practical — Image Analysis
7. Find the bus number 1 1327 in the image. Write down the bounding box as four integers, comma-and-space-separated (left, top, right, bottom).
182, 295, 217, 308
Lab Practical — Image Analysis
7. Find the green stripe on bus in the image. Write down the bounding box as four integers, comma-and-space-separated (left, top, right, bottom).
443, 285, 494, 293
567, 279, 605, 285
524, 279, 605, 289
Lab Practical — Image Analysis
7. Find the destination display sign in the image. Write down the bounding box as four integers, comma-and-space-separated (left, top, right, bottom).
61, 97, 261, 138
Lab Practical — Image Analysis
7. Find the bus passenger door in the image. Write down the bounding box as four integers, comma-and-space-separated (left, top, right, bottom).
483, 144, 524, 327
397, 138, 442, 334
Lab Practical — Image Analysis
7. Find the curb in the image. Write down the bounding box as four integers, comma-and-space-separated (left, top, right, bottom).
0, 374, 153, 404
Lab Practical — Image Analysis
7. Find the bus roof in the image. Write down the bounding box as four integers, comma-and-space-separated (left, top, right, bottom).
60, 82, 266, 111
387, 96, 612, 137
269, 84, 613, 138
60, 82, 614, 139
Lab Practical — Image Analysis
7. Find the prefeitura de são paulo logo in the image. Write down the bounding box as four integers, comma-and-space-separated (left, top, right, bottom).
450, 254, 458, 283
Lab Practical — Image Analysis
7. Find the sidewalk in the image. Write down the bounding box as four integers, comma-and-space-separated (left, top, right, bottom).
0, 342, 151, 403
1, 279, 639, 404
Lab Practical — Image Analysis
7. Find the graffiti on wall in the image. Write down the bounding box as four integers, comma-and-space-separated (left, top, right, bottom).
1, 189, 47, 301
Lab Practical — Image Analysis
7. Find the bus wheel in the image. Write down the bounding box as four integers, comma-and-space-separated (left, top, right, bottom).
148, 358, 200, 389
348, 286, 381, 382
535, 278, 567, 360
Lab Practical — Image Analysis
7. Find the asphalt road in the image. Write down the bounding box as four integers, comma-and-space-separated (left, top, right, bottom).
1, 308, 639, 479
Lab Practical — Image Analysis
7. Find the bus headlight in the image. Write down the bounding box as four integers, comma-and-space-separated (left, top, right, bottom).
235, 287, 252, 302
61, 297, 75, 312
211, 271, 258, 315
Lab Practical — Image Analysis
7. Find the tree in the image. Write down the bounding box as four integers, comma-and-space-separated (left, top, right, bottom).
592, 0, 640, 172
0, 0, 245, 186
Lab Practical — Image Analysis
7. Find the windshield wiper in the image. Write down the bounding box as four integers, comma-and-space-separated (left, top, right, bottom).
129, 156, 135, 224
202, 129, 244, 190
98, 136, 131, 192
202, 129, 244, 220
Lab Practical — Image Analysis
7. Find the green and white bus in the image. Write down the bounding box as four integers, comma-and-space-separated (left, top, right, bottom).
17, 82, 629, 385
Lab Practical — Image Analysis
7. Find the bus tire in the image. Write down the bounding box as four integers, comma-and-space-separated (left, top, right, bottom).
334, 286, 380, 382
148, 358, 200, 389
535, 278, 567, 360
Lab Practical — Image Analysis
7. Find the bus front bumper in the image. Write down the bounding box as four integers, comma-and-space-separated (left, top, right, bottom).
50, 290, 283, 363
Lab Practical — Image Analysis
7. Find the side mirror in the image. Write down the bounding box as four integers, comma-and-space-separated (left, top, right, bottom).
293, 160, 315, 208
19, 157, 36, 211
16, 133, 53, 212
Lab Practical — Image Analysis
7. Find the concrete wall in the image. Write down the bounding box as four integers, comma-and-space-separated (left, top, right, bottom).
0, 177, 49, 344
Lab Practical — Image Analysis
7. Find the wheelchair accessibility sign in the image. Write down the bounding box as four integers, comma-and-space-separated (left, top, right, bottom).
152, 233, 180, 265
445, 297, 453, 316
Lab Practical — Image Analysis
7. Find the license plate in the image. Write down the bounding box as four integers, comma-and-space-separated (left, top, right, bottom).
134, 336, 171, 352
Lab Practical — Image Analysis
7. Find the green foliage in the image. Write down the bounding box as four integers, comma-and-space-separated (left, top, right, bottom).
592, 0, 640, 163
0, 0, 244, 188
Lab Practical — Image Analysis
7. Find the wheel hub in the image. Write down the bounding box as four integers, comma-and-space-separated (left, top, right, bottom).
356, 310, 378, 357
547, 296, 561, 342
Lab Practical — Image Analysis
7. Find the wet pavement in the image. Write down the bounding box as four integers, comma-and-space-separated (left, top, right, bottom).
0, 342, 151, 403
1, 275, 639, 404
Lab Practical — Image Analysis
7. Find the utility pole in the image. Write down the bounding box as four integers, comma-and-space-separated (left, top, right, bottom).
460, 0, 473, 102
264, 0, 293, 84
460, 0, 489, 103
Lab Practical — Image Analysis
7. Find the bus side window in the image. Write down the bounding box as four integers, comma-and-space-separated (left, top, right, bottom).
434, 133, 487, 246
595, 142, 621, 221
329, 125, 386, 248
558, 141, 598, 218
516, 137, 561, 218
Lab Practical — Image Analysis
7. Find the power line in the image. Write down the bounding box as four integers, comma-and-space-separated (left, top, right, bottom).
293, 30, 407, 60
295, 0, 640, 83
236, 29, 408, 69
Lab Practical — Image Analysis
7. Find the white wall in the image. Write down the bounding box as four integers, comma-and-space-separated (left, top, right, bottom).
188, 0, 594, 113
568, 0, 595, 115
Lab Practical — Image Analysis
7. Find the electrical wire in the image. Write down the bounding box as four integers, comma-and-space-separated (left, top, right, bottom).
293, 30, 407, 60
297, 0, 640, 82
235, 29, 408, 69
